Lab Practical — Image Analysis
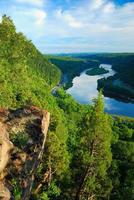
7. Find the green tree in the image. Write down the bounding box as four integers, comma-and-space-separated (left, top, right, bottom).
75, 92, 112, 200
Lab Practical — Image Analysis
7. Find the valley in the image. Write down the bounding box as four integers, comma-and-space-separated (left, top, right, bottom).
49, 55, 134, 117
67, 64, 134, 117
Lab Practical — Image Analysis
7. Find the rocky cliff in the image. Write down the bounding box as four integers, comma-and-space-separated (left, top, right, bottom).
0, 107, 50, 200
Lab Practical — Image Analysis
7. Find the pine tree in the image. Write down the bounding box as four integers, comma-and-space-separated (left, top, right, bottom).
75, 92, 112, 200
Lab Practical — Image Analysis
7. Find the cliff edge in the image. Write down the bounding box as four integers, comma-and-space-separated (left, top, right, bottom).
0, 107, 50, 200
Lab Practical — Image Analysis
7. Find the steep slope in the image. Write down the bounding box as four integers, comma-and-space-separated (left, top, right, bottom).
0, 16, 70, 199
0, 15, 61, 108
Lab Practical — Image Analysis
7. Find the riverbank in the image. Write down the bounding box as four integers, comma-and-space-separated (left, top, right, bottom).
48, 55, 100, 89
67, 64, 134, 117
102, 90, 134, 103
98, 76, 134, 102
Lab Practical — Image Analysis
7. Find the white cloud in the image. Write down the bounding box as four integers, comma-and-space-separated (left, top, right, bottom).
1, 0, 134, 53
56, 9, 83, 28
51, 0, 134, 52
90, 0, 105, 10
103, 2, 115, 13
5, 5, 47, 41
13, 7, 47, 27
56, 9, 63, 18
16, 0, 44, 7
34, 10, 47, 25
64, 14, 83, 28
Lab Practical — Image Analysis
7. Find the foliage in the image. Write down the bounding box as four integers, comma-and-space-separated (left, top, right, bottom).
10, 131, 29, 149
86, 66, 109, 76
48, 55, 99, 88
39, 193, 49, 200
74, 92, 112, 200
110, 116, 134, 200
0, 15, 61, 108
97, 75, 134, 100
11, 178, 22, 200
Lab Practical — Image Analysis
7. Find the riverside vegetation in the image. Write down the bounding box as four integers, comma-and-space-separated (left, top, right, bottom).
86, 66, 109, 76
0, 16, 134, 200
47, 55, 99, 88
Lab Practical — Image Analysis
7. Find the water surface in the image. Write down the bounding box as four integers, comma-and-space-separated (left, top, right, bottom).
67, 64, 134, 117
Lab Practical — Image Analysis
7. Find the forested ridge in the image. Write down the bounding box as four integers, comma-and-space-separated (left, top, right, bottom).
0, 16, 134, 200
47, 55, 99, 88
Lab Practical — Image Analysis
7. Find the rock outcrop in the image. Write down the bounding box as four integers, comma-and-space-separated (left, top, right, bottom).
0, 110, 13, 200
0, 107, 50, 200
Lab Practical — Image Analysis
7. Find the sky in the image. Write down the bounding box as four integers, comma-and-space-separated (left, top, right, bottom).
0, 0, 134, 53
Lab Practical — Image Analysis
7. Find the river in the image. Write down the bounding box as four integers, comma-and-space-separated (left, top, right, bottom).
67, 64, 134, 117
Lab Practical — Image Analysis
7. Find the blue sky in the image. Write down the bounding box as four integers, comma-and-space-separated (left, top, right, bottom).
0, 0, 134, 53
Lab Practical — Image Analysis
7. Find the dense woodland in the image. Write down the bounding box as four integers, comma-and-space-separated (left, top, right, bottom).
0, 16, 134, 200
47, 55, 99, 88
86, 67, 109, 76
0, 15, 61, 108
